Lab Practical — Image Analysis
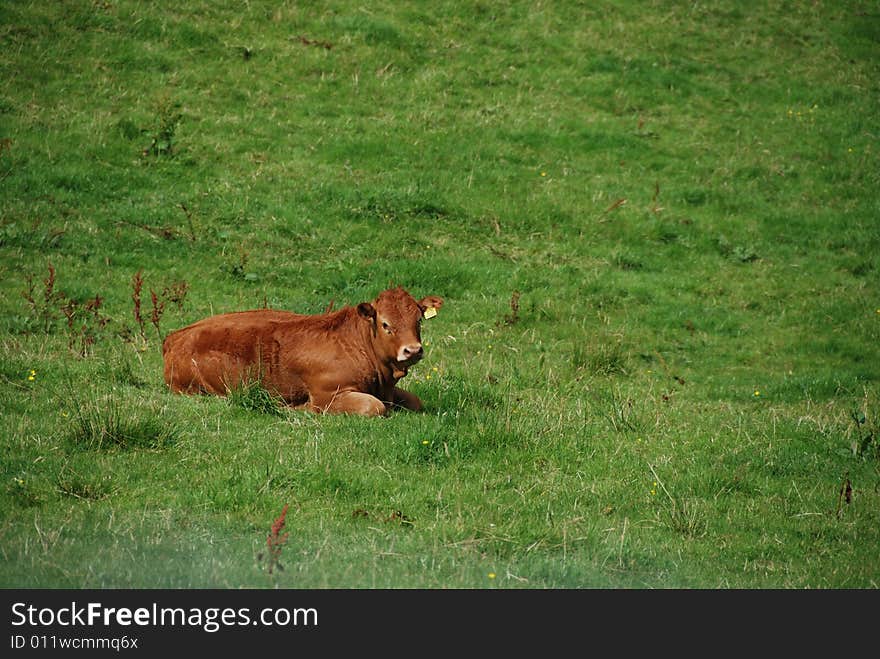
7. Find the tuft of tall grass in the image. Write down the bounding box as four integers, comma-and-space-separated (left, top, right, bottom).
587, 384, 642, 434
649, 465, 708, 539
227, 380, 285, 416
67, 390, 179, 450
56, 465, 116, 501
573, 338, 630, 377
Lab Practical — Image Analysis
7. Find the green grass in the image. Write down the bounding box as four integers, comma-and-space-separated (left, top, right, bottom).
1, 0, 879, 588
227, 380, 285, 417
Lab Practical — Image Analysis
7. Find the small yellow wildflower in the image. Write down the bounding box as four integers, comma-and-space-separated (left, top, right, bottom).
432, 366, 438, 372
422, 440, 429, 446
488, 572, 497, 579
754, 390, 761, 397
27, 369, 36, 382
540, 171, 547, 177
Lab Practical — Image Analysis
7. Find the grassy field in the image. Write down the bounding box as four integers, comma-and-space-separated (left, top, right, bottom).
1, 1, 878, 588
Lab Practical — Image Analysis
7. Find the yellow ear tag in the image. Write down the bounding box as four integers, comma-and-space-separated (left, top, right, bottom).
423, 306, 438, 320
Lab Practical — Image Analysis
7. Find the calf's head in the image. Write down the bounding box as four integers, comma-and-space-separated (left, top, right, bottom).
357, 287, 443, 368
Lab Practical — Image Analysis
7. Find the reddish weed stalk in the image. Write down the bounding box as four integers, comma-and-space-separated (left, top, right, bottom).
263, 504, 289, 575
130, 271, 187, 346
22, 261, 64, 333
21, 262, 109, 354
61, 294, 110, 357
132, 270, 145, 340
162, 281, 189, 312
149, 289, 165, 342
43, 262, 57, 313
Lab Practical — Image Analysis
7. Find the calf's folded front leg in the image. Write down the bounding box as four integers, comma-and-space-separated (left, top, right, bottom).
311, 390, 388, 417
391, 387, 423, 412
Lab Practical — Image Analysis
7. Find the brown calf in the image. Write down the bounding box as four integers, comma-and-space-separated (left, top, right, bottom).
162, 286, 443, 416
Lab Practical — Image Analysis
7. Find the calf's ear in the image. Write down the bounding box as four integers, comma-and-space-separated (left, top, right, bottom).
357, 302, 376, 320
418, 295, 444, 311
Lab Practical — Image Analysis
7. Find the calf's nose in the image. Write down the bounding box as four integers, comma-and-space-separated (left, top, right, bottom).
401, 343, 423, 360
